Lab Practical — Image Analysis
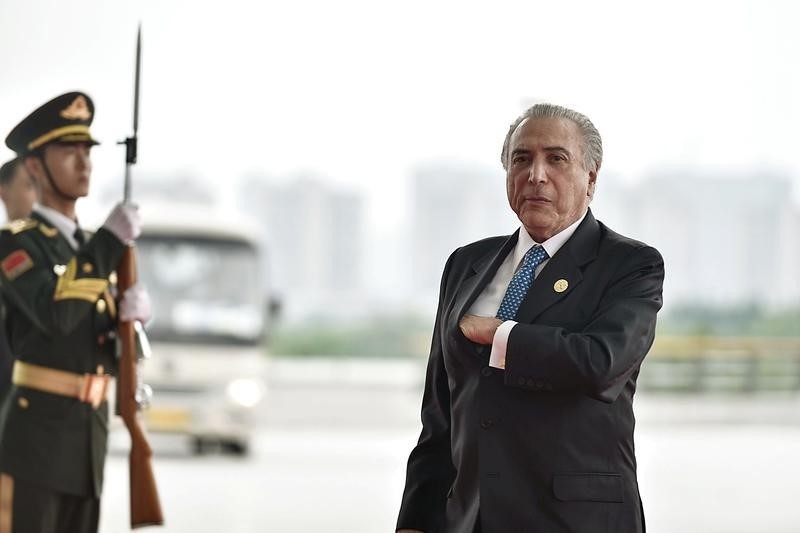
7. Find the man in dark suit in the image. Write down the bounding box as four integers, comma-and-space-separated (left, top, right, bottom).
397, 103, 664, 533
0, 92, 150, 533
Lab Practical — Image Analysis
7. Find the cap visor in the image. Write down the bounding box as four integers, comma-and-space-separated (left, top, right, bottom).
55, 134, 100, 146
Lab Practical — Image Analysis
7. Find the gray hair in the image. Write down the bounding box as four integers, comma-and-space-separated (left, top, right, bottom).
500, 103, 603, 172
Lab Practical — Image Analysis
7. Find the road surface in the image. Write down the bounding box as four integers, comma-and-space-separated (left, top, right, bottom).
100, 357, 800, 532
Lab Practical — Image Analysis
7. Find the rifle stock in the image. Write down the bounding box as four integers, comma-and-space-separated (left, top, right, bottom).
118, 246, 164, 528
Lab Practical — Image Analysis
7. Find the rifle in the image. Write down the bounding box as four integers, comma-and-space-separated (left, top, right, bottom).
117, 24, 164, 529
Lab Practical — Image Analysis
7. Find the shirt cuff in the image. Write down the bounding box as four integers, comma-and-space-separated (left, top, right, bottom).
489, 320, 516, 369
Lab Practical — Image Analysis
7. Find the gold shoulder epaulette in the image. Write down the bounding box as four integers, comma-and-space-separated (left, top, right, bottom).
2, 218, 38, 235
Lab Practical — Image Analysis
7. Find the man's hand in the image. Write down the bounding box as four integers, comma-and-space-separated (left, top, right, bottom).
102, 202, 141, 244
459, 314, 502, 345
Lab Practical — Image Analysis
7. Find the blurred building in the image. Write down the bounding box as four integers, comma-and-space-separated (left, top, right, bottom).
240, 174, 365, 321
593, 172, 800, 310
409, 162, 516, 303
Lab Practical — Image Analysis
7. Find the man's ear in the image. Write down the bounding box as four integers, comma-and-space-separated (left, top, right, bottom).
587, 171, 597, 199
23, 156, 43, 184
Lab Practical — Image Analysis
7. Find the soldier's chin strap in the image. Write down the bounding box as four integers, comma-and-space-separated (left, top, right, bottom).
34, 148, 80, 202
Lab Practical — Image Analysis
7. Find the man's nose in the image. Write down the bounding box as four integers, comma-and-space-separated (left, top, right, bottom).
77, 146, 91, 167
527, 161, 547, 184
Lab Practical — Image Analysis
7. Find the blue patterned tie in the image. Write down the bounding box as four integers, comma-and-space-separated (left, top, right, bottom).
496, 245, 549, 320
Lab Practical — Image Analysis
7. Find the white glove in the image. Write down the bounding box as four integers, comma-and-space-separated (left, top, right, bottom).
119, 282, 152, 323
102, 202, 141, 244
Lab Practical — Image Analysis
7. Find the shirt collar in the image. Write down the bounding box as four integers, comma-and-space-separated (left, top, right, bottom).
34, 204, 80, 249
512, 210, 588, 268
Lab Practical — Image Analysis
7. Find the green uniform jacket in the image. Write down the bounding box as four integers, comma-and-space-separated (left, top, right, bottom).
0, 210, 125, 497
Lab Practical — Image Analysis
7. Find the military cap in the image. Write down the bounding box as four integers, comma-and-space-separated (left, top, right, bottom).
5, 91, 100, 156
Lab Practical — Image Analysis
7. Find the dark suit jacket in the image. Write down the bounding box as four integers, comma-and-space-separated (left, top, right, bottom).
0, 211, 124, 497
397, 210, 664, 533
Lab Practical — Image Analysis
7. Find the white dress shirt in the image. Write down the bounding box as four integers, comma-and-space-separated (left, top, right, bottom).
34, 204, 81, 251
466, 211, 588, 369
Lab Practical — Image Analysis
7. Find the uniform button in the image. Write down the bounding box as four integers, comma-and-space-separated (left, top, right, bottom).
480, 419, 493, 429
82, 262, 94, 274
481, 367, 492, 377
109, 272, 118, 285
96, 299, 107, 313
18, 397, 29, 409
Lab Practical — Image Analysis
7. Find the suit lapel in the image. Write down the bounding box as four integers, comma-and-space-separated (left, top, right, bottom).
514, 210, 601, 324
450, 231, 518, 359
453, 230, 519, 323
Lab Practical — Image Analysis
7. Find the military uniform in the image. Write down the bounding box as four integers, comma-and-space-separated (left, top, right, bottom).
0, 300, 11, 400
0, 92, 127, 532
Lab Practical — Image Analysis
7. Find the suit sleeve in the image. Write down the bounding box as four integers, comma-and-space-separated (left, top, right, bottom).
0, 227, 126, 336
504, 244, 664, 403
396, 250, 458, 532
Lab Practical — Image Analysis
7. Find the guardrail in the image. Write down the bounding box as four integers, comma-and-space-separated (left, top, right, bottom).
640, 336, 800, 392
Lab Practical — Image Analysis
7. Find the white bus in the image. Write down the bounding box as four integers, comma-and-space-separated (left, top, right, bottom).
134, 206, 271, 455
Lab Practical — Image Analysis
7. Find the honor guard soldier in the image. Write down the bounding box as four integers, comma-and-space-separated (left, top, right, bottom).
0, 158, 38, 399
0, 158, 37, 222
0, 92, 151, 533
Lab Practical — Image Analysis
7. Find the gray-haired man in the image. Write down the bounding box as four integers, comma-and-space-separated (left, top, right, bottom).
397, 103, 664, 533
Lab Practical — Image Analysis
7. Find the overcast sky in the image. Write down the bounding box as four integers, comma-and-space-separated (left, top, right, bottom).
0, 0, 798, 227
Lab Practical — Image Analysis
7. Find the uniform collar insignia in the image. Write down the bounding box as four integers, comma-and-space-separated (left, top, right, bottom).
39, 224, 59, 238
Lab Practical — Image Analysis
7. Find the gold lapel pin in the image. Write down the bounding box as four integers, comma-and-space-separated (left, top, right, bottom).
553, 279, 569, 293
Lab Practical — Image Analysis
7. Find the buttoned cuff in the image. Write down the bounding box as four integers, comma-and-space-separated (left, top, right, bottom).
489, 320, 516, 369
